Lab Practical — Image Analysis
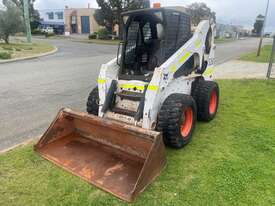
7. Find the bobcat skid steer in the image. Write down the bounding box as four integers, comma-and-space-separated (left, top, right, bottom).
35, 6, 219, 202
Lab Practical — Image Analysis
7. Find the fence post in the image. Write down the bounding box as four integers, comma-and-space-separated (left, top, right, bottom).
266, 36, 275, 78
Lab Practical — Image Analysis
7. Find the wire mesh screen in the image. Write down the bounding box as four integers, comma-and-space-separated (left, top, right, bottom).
125, 21, 139, 65
164, 11, 191, 60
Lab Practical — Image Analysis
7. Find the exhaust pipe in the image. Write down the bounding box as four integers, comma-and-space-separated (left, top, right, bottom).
34, 108, 166, 202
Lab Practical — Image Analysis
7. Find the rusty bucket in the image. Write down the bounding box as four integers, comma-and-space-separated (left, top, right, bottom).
34, 108, 166, 202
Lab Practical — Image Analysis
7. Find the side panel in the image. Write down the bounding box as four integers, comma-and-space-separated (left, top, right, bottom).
142, 20, 215, 129
97, 58, 120, 117
203, 23, 216, 81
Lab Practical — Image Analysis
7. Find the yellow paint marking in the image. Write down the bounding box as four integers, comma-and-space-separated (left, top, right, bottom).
97, 79, 106, 84
195, 39, 201, 48
119, 84, 145, 91
147, 85, 159, 91
178, 52, 191, 64
169, 65, 177, 73
203, 67, 214, 76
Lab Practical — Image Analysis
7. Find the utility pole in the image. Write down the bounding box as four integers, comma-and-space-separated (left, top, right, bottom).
23, 0, 32, 43
266, 36, 275, 78
257, 0, 269, 57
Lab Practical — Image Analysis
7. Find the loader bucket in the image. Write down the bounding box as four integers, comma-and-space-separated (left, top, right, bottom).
34, 108, 166, 202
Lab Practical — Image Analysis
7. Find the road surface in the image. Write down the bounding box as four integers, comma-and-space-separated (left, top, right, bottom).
0, 38, 271, 150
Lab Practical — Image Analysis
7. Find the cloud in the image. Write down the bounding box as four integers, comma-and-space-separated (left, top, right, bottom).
35, 0, 98, 10
35, 0, 275, 32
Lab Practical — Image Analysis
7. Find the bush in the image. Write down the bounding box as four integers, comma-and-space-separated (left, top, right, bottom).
89, 33, 97, 39
97, 28, 110, 40
0, 52, 12, 59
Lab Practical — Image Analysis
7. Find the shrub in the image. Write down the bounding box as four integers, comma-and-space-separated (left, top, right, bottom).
97, 28, 110, 40
0, 52, 12, 59
0, 5, 24, 44
89, 33, 97, 39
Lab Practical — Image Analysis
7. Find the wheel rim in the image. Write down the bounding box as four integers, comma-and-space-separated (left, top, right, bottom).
180, 107, 193, 138
209, 90, 217, 115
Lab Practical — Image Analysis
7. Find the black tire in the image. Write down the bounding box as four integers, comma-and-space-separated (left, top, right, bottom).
87, 87, 99, 115
157, 94, 197, 149
192, 80, 219, 122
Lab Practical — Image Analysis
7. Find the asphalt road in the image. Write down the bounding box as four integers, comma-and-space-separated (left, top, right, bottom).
0, 38, 271, 150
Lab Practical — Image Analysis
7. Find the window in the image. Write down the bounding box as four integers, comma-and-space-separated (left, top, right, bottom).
56, 12, 63, 20
71, 16, 77, 24
47, 12, 54, 20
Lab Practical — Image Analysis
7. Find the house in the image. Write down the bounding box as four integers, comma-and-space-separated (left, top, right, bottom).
64, 8, 100, 35
39, 9, 65, 34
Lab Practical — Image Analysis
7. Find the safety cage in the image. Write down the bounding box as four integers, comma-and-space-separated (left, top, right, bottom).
118, 8, 192, 82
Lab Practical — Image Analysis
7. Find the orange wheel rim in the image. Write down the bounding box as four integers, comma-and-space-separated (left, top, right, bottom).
209, 90, 217, 115
180, 107, 193, 138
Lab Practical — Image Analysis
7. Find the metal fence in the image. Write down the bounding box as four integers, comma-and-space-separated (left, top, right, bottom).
266, 36, 275, 79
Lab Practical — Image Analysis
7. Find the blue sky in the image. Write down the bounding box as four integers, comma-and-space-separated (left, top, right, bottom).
32, 0, 275, 32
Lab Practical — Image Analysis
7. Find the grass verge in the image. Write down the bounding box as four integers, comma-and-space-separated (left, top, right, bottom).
215, 38, 235, 44
240, 45, 273, 63
1, 80, 275, 206
0, 42, 55, 60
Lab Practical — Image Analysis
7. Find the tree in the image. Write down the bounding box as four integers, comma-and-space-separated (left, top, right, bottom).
253, 14, 264, 36
0, 1, 24, 43
187, 2, 216, 26
2, 0, 40, 29
95, 0, 150, 38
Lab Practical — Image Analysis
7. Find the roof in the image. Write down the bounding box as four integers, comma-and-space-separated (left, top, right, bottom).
122, 6, 188, 16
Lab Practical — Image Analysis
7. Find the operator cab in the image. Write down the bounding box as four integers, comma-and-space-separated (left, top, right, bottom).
118, 8, 192, 82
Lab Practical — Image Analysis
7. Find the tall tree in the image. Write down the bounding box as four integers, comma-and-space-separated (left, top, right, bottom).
187, 2, 216, 26
253, 14, 264, 36
0, 1, 24, 43
2, 0, 39, 22
95, 0, 150, 38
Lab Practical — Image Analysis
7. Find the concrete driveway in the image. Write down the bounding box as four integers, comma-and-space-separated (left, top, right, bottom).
0, 38, 271, 150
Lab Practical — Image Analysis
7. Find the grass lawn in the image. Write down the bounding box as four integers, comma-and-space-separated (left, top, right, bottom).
0, 42, 55, 60
1, 80, 275, 206
215, 38, 235, 44
240, 45, 273, 63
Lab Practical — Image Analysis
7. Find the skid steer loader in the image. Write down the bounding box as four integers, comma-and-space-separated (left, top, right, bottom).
35, 6, 219, 202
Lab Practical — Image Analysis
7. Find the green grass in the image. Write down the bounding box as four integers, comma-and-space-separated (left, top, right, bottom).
0, 42, 55, 60
215, 38, 235, 44
1, 80, 275, 206
240, 45, 273, 63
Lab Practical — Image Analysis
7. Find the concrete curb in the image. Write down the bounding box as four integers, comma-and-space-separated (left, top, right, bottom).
0, 46, 58, 64
0, 136, 40, 154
